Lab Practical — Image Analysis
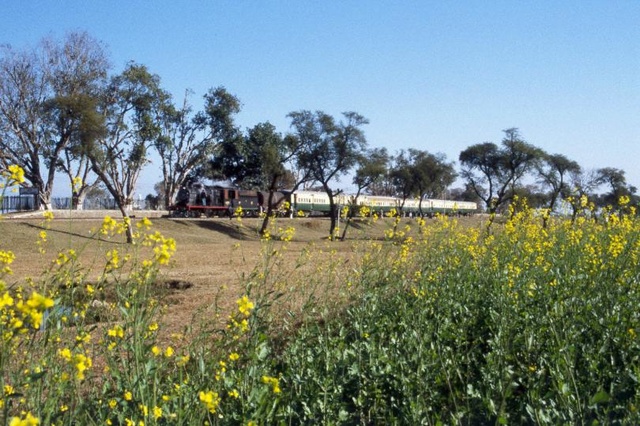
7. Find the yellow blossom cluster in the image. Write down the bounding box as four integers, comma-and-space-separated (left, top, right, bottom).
8, 412, 39, 426
143, 231, 177, 265
58, 348, 92, 380
237, 295, 254, 317
228, 295, 255, 335
261, 375, 281, 394
278, 226, 296, 242
199, 390, 221, 414
6, 291, 56, 330
0, 250, 16, 275
0, 165, 26, 190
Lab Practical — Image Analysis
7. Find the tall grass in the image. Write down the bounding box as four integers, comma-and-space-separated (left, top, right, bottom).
1, 180, 640, 424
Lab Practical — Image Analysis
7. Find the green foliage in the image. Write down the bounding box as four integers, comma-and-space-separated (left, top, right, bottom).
2, 192, 640, 424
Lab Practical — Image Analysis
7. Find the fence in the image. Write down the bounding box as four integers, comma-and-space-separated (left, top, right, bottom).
51, 197, 120, 210
0, 195, 36, 214
52, 197, 151, 210
1, 196, 152, 213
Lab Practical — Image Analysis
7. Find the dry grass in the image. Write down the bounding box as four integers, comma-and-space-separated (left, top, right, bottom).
1, 211, 410, 335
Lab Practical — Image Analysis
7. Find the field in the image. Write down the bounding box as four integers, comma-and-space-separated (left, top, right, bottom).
1, 205, 640, 425
1, 213, 407, 335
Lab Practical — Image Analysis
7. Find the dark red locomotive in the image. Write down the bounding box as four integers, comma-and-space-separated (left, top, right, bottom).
168, 181, 287, 218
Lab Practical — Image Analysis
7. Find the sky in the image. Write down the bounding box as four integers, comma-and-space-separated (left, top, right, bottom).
1, 1, 639, 197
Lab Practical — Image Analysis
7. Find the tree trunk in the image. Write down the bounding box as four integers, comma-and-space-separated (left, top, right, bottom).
259, 194, 275, 236
328, 196, 337, 241
38, 190, 52, 211
118, 204, 134, 244
72, 191, 87, 210
260, 176, 281, 237
340, 193, 361, 241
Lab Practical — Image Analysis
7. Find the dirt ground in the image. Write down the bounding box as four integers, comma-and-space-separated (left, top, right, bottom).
0, 210, 392, 334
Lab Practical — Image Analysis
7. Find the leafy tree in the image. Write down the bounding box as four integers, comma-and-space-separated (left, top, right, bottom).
366, 167, 395, 197
562, 169, 602, 221
85, 63, 167, 242
44, 32, 110, 209
459, 128, 542, 214
192, 87, 243, 184
512, 184, 548, 210
248, 123, 311, 236
536, 152, 581, 214
0, 31, 109, 209
595, 167, 637, 209
340, 147, 389, 240
450, 183, 483, 204
388, 150, 415, 211
153, 87, 240, 208
288, 110, 368, 239
409, 149, 457, 216
387, 149, 457, 216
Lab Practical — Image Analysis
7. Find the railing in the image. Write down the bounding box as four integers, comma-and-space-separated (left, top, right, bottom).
1, 196, 154, 213
51, 197, 151, 210
0, 195, 36, 214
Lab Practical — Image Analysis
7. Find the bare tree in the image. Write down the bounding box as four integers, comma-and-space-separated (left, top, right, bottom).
0, 32, 109, 209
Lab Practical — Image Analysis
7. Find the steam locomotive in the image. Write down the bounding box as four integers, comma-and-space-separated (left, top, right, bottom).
169, 181, 287, 217
168, 181, 477, 218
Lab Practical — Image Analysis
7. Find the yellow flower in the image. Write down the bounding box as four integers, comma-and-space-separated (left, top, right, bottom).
42, 211, 54, 221
74, 353, 92, 380
107, 325, 124, 339
72, 176, 83, 192
100, 216, 118, 236
199, 390, 220, 413
124, 390, 133, 401
177, 355, 190, 367
229, 352, 240, 361
236, 295, 254, 317
6, 165, 25, 185
136, 217, 153, 230
0, 292, 14, 308
9, 412, 39, 426
59, 348, 72, 362
106, 249, 120, 270
139, 404, 148, 417
0, 250, 16, 274
261, 375, 281, 394
152, 406, 162, 419
26, 291, 54, 310
164, 346, 174, 357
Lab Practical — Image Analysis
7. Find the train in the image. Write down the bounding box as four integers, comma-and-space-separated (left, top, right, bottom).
168, 180, 477, 218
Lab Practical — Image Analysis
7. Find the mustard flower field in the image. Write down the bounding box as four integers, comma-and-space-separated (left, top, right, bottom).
2, 168, 640, 424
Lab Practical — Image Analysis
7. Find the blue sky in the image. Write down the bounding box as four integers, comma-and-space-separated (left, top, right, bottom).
2, 1, 639, 197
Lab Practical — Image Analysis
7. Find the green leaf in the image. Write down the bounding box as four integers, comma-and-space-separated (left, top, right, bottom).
590, 390, 610, 405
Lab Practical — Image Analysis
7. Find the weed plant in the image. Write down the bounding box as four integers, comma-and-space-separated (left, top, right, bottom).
2, 165, 640, 424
